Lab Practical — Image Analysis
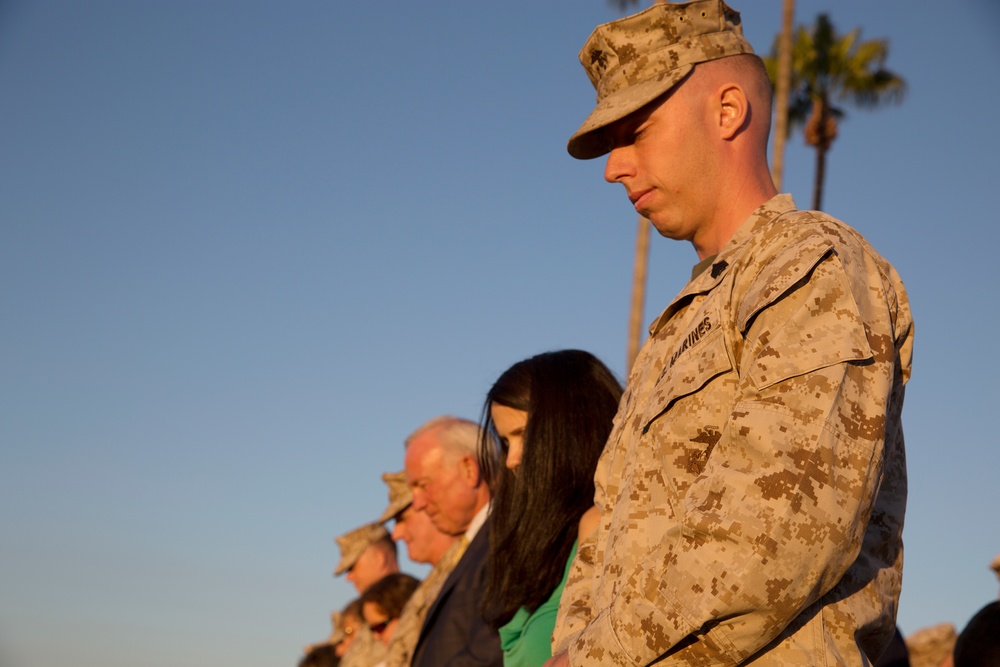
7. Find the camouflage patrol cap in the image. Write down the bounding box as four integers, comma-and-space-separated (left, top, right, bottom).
568, 0, 754, 160
377, 470, 413, 524
905, 622, 957, 667
334, 522, 390, 576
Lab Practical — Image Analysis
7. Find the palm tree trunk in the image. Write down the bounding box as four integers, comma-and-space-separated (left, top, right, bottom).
805, 97, 835, 211
771, 0, 795, 190
621, 0, 669, 375
626, 216, 650, 374
813, 144, 826, 211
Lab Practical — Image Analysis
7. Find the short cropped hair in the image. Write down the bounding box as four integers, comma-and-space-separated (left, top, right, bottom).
692, 53, 773, 144
370, 533, 398, 561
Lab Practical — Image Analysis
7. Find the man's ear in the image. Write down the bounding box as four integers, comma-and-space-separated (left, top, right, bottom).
458, 454, 482, 488
718, 83, 749, 140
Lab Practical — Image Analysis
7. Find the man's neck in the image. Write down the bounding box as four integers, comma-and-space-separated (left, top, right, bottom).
694, 160, 778, 259
464, 502, 490, 542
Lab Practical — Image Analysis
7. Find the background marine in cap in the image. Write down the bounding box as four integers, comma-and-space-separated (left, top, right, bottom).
335, 522, 400, 595
547, 1, 912, 665
377, 470, 463, 667
334, 522, 399, 667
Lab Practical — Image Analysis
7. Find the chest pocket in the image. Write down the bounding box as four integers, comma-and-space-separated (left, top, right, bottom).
639, 303, 733, 432
738, 248, 874, 391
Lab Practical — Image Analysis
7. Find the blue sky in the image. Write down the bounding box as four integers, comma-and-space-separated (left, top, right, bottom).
2, 1, 999, 666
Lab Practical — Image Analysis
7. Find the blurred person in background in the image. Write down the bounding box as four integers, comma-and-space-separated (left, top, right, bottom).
335, 523, 400, 667
334, 600, 364, 661
335, 523, 400, 595
953, 600, 1000, 667
404, 416, 502, 667
377, 470, 463, 667
361, 572, 422, 666
299, 642, 340, 667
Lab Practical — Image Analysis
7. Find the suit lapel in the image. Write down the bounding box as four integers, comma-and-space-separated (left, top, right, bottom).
413, 518, 490, 657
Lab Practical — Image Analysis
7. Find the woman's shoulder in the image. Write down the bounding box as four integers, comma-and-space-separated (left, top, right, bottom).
577, 506, 599, 542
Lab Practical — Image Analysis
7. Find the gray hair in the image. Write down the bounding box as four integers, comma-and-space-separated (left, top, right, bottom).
405, 415, 481, 458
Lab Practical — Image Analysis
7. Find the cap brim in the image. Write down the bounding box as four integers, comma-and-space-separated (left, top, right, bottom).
567, 64, 693, 160
377, 498, 411, 525
333, 556, 354, 577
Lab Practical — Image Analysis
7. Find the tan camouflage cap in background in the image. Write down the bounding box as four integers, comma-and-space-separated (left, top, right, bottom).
568, 0, 754, 160
377, 470, 413, 524
905, 622, 958, 667
334, 522, 389, 576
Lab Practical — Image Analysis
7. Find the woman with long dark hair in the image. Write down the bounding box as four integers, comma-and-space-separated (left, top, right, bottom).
478, 349, 622, 667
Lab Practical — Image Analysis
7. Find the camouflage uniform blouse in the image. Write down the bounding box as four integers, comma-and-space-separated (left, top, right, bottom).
384, 539, 465, 667
553, 195, 913, 666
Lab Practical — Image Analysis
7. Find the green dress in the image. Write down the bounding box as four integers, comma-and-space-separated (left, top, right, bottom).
497, 542, 578, 667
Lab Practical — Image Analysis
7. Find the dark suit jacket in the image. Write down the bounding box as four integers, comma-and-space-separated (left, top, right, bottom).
410, 518, 503, 667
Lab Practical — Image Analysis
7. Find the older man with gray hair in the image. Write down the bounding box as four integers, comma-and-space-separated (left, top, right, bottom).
404, 415, 501, 667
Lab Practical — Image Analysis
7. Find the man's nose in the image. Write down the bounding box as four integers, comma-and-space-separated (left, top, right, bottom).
411, 490, 427, 511
604, 145, 631, 184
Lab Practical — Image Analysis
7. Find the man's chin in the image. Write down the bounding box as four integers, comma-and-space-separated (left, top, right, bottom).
406, 544, 431, 564
429, 515, 463, 537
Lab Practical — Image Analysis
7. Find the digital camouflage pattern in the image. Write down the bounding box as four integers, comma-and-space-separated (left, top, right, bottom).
568, 0, 752, 160
553, 195, 913, 666
904, 622, 957, 667
378, 470, 413, 525
384, 538, 467, 667
335, 522, 390, 576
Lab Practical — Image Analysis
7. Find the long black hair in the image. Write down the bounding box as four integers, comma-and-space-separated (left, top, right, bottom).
478, 349, 622, 627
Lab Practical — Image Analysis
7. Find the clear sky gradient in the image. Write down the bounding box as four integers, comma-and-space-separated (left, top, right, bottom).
2, 2, 999, 666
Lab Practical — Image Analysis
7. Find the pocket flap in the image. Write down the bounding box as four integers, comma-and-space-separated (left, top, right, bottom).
745, 253, 874, 390
640, 325, 732, 431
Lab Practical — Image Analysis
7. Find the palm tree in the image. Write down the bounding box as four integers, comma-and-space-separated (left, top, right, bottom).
770, 0, 796, 191
607, 0, 658, 374
764, 14, 906, 210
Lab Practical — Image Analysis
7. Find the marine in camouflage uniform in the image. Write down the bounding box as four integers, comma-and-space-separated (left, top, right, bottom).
549, 2, 913, 666
374, 470, 464, 667
555, 196, 912, 665
385, 538, 467, 667
334, 522, 398, 667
